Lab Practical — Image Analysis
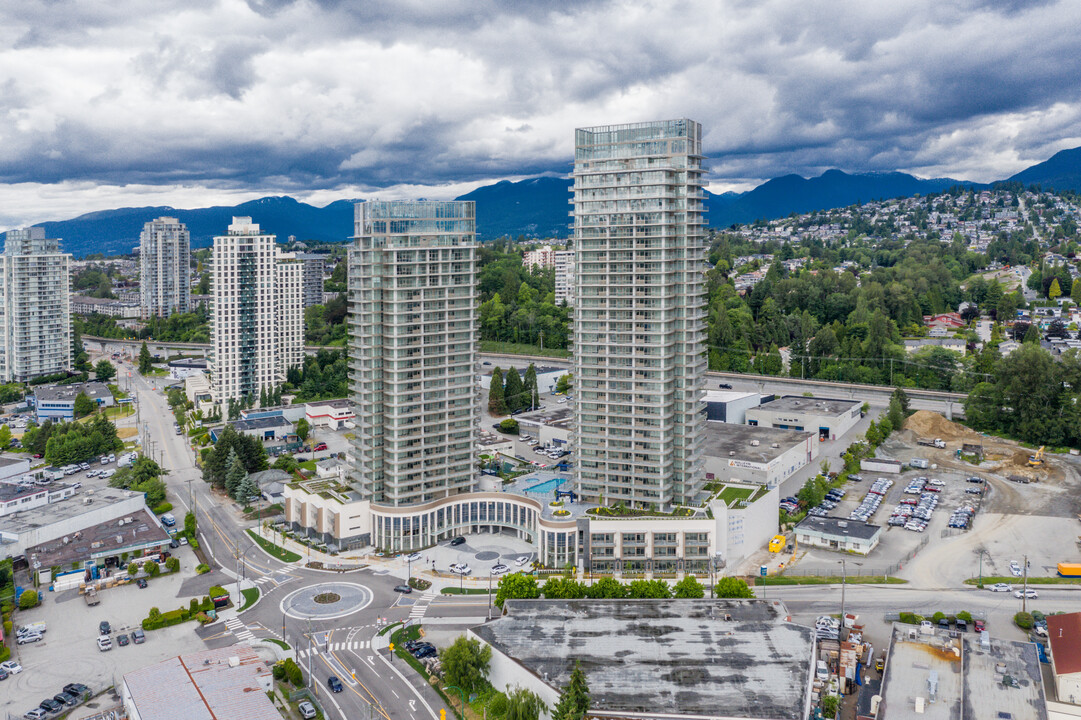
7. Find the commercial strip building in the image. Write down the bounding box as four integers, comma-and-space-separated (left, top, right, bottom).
121, 646, 278, 720
572, 119, 708, 507
701, 423, 818, 488
139, 216, 191, 318
305, 398, 354, 429
0, 480, 75, 518
348, 200, 477, 506
25, 506, 172, 575
210, 217, 303, 404
0, 486, 150, 559
746, 395, 862, 441
0, 227, 72, 382
471, 599, 815, 720
33, 381, 115, 422
794, 515, 883, 555
877, 623, 1047, 719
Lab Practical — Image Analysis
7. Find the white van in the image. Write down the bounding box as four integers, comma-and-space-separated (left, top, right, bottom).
18, 621, 46, 636
816, 660, 829, 681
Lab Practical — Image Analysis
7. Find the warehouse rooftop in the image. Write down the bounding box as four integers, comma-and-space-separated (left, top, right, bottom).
472, 599, 814, 720
756, 395, 860, 416
702, 423, 812, 464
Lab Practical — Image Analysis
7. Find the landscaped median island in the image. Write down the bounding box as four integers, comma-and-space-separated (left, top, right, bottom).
246, 528, 302, 562
239, 587, 260, 611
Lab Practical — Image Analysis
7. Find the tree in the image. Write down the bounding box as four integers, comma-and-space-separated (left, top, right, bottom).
891, 387, 910, 416
19, 589, 39, 609
138, 342, 153, 374
522, 364, 539, 410
504, 368, 525, 412
1023, 323, 1040, 344
673, 575, 705, 599
94, 359, 116, 382
225, 449, 248, 500
498, 418, 519, 434
503, 687, 547, 720
555, 373, 573, 394
295, 417, 310, 442
586, 577, 625, 599
237, 475, 261, 504
1071, 278, 1081, 305
821, 695, 839, 719
552, 661, 590, 720
496, 572, 540, 608
488, 367, 507, 415
714, 577, 755, 598
440, 636, 491, 693
73, 392, 96, 418
0, 425, 11, 451
886, 397, 905, 432
201, 426, 269, 489
1050, 277, 1063, 301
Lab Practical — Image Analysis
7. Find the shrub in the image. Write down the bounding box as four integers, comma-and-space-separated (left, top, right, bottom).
898, 612, 922, 625
165, 557, 180, 573
196, 563, 211, 574
148, 606, 161, 621
18, 590, 39, 610
0, 645, 9, 663
284, 658, 303, 686
151, 502, 173, 515
272, 662, 286, 680
932, 611, 945, 624
822, 695, 839, 718
127, 562, 139, 577
956, 611, 973, 623
145, 561, 161, 577
209, 585, 227, 598
189, 598, 200, 615
1014, 612, 1034, 630
3, 619, 11, 636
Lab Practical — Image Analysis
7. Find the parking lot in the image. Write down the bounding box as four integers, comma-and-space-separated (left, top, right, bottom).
793, 466, 989, 575
2, 544, 214, 719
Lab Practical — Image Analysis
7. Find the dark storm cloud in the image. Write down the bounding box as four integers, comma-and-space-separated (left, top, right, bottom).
2, 0, 1081, 213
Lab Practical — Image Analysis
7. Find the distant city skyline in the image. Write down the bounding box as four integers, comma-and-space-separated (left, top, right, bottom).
2, 2, 1081, 227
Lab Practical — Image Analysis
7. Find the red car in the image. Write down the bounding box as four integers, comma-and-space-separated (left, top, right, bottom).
313, 442, 328, 452
974, 619, 985, 633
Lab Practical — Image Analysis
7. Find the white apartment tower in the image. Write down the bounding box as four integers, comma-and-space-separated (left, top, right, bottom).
553, 249, 575, 306
210, 217, 302, 405
0, 228, 72, 382
139, 216, 190, 318
349, 201, 477, 512
572, 119, 708, 507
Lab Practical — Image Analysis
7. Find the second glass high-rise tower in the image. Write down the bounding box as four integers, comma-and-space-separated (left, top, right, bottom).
572, 119, 708, 508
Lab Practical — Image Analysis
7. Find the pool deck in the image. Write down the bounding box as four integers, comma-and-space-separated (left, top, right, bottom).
502, 472, 594, 521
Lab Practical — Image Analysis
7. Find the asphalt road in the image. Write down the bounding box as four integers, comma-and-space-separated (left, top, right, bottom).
103, 354, 453, 720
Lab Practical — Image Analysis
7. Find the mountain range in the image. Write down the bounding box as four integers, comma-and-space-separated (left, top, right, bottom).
9, 146, 1081, 258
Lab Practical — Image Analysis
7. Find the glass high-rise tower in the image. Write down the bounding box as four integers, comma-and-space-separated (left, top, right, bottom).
572, 119, 708, 508
349, 201, 477, 513
139, 216, 191, 319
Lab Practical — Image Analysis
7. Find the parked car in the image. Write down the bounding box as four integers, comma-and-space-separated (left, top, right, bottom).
956, 618, 968, 632
718, 382, 732, 389
54, 692, 78, 707
132, 629, 146, 644
1010, 561, 1023, 577
0, 667, 7, 681
515, 556, 530, 566
313, 443, 328, 452
17, 632, 42, 645
1, 661, 23, 674
491, 564, 509, 576
39, 699, 63, 713
99, 621, 111, 635
97, 636, 112, 651
117, 633, 130, 647
406, 552, 422, 561
328, 676, 343, 693
23, 709, 47, 720
413, 646, 437, 659
449, 537, 465, 546
137, 578, 148, 588
298, 700, 318, 719
974, 619, 986, 633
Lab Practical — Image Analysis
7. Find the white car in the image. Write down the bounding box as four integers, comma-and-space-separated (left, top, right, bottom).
1010, 562, 1022, 577
988, 583, 1012, 592
406, 552, 422, 562
1014, 589, 1038, 599
97, 636, 113, 651
0, 660, 22, 674
515, 556, 530, 566
451, 564, 472, 575
491, 564, 509, 576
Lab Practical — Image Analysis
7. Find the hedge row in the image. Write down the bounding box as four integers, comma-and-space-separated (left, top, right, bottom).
142, 596, 215, 630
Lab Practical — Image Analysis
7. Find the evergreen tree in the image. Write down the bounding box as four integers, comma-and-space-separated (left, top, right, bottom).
0, 425, 11, 450
73, 392, 96, 418
259, 387, 268, 408
522, 364, 539, 410
1023, 323, 1040, 344
1071, 278, 1081, 306
94, 359, 116, 382
138, 342, 153, 374
504, 367, 525, 412
1050, 278, 1063, 301
224, 449, 247, 499
488, 367, 507, 415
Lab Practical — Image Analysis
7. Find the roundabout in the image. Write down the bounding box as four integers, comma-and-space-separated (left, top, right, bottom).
280, 582, 373, 620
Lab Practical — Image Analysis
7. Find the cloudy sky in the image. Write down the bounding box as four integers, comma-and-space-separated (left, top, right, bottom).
2, 0, 1081, 228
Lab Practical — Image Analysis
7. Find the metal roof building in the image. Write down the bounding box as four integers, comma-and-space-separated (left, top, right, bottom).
121, 646, 277, 720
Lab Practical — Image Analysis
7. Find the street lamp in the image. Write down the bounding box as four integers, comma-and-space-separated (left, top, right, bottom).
976, 549, 990, 587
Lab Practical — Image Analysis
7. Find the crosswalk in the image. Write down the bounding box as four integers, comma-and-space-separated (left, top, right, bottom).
297, 640, 370, 659
224, 616, 255, 642
408, 590, 438, 620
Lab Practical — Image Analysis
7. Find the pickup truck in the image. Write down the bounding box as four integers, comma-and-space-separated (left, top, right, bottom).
917, 438, 946, 448
84, 587, 100, 606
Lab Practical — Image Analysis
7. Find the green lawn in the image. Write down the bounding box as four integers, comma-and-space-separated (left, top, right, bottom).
264, 638, 290, 650
298, 460, 316, 473
717, 486, 754, 505
440, 587, 491, 595
964, 576, 1081, 585
246, 529, 302, 562
479, 340, 571, 359
239, 586, 260, 611
762, 575, 908, 586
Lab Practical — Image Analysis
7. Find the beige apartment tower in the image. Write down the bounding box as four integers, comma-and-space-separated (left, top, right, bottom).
349, 201, 477, 513
210, 217, 302, 405
572, 119, 708, 507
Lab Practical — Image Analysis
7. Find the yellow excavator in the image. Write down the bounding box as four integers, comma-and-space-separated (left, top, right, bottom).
1028, 446, 1045, 467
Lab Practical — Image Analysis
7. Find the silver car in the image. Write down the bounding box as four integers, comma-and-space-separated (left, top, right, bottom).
298, 701, 317, 719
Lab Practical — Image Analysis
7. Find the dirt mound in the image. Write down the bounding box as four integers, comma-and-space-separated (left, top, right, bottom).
1003, 450, 1038, 468
903, 410, 983, 442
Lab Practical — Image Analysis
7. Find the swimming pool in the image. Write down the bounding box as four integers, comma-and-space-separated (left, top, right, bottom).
525, 477, 567, 495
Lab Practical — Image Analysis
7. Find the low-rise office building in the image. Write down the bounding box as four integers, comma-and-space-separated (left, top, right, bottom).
305, 398, 354, 429
514, 406, 573, 453
472, 599, 815, 720
747, 395, 862, 441
122, 646, 278, 720
0, 481, 75, 517
0, 456, 30, 482
794, 515, 882, 555
71, 294, 142, 318
26, 506, 172, 576
33, 382, 115, 422
702, 424, 817, 488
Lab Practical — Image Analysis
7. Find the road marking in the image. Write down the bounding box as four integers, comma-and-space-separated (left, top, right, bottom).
224, 616, 254, 641
391, 689, 399, 698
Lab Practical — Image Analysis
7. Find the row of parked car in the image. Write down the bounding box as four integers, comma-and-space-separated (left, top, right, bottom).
888, 491, 938, 532
815, 615, 841, 641
948, 505, 977, 529
848, 478, 894, 522
404, 639, 437, 659
20, 683, 91, 719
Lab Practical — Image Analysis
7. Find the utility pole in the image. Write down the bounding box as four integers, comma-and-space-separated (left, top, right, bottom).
307, 618, 313, 688
1022, 553, 1029, 614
